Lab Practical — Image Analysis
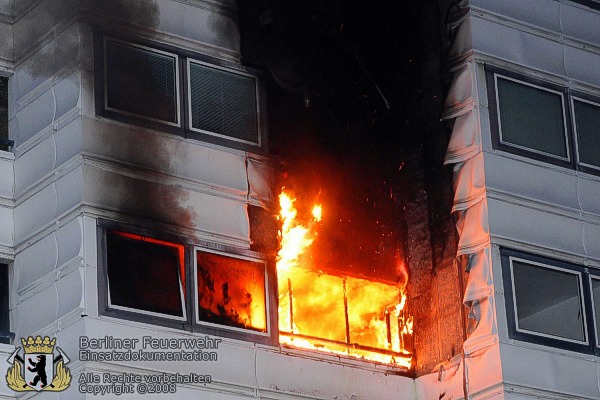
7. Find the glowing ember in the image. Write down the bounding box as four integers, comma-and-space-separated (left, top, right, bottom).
276, 190, 413, 369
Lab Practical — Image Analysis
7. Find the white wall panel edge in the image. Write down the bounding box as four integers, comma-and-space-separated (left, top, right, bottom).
470, 5, 600, 56
12, 7, 79, 66
81, 214, 98, 318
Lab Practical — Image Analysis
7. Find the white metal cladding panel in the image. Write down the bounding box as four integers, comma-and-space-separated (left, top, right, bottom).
12, 22, 80, 103
13, 184, 56, 242
483, 152, 581, 212
578, 176, 600, 216
15, 233, 57, 293
0, 19, 12, 70
0, 154, 13, 200
0, 205, 12, 251
75, 319, 414, 400
499, 343, 600, 399
486, 197, 586, 256
13, 166, 84, 243
82, 117, 249, 196
256, 350, 415, 400
11, 0, 78, 62
583, 222, 600, 260
470, 0, 562, 32
153, 0, 240, 54
14, 88, 55, 145
564, 45, 600, 88
561, 4, 600, 45
83, 166, 249, 243
14, 133, 55, 195
15, 217, 82, 292
471, 17, 567, 77
13, 74, 82, 150
54, 118, 83, 168
14, 283, 59, 337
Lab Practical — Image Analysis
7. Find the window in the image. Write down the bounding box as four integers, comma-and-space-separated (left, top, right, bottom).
95, 34, 266, 152
98, 222, 275, 343
104, 39, 179, 125
0, 263, 11, 344
573, 96, 600, 172
0, 77, 10, 152
196, 250, 268, 333
487, 67, 600, 175
188, 61, 259, 145
501, 249, 600, 354
106, 231, 186, 320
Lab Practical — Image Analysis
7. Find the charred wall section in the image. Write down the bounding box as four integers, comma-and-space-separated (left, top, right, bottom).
239, 0, 465, 376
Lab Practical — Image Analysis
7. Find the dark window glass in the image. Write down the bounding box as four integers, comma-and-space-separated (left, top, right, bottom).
497, 77, 567, 158
511, 259, 585, 342
105, 40, 178, 124
0, 77, 8, 152
107, 231, 185, 318
196, 251, 266, 332
189, 62, 258, 144
592, 278, 600, 347
0, 263, 9, 344
574, 99, 600, 169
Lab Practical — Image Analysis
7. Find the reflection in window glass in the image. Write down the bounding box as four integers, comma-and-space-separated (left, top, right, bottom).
497, 77, 567, 158
511, 260, 585, 342
574, 99, 600, 169
189, 62, 258, 144
196, 251, 266, 332
107, 231, 185, 318
105, 40, 178, 123
592, 278, 600, 347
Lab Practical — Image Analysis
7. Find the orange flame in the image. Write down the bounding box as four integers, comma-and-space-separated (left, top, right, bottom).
276, 189, 412, 369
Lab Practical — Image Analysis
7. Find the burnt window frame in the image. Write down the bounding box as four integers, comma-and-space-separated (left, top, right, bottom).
501, 248, 600, 355
94, 32, 268, 153
97, 220, 277, 345
487, 66, 600, 177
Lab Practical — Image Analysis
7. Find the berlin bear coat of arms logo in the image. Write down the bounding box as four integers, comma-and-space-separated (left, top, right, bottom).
5, 336, 71, 392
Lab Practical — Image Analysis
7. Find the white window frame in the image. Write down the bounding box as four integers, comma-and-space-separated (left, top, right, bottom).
103, 37, 182, 128
494, 74, 571, 162
508, 255, 588, 345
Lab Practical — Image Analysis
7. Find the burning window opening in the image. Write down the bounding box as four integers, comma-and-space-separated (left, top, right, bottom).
196, 250, 268, 333
276, 191, 413, 369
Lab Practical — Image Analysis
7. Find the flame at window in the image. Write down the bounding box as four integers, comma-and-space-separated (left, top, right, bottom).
276, 190, 413, 368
